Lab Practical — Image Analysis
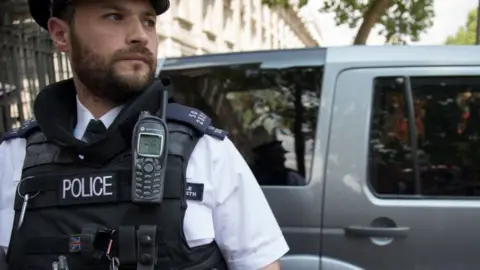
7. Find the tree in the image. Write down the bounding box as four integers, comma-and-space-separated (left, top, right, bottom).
445, 9, 477, 45
262, 0, 435, 45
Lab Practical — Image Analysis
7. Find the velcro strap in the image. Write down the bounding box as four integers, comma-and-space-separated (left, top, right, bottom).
14, 167, 182, 210
24, 230, 170, 268
26, 236, 71, 254
119, 226, 137, 264
137, 225, 157, 270
25, 234, 119, 255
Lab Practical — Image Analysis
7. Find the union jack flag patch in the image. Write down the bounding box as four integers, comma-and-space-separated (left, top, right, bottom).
69, 235, 81, 253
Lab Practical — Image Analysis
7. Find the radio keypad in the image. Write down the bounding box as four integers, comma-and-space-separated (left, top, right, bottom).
134, 157, 163, 199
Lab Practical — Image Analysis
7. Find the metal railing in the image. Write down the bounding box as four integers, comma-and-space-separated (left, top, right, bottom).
0, 22, 72, 134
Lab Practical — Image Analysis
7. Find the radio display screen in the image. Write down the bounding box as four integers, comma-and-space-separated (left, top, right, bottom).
138, 134, 163, 156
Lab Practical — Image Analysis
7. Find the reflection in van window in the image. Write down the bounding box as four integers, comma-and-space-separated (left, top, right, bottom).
369, 76, 480, 197
167, 64, 323, 186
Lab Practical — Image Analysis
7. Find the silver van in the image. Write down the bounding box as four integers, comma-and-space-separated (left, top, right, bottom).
160, 46, 480, 270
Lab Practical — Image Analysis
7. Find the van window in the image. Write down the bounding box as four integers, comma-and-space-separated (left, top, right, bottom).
166, 64, 323, 186
369, 76, 480, 197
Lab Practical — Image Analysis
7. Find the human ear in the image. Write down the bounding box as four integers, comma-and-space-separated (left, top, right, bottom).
48, 17, 70, 53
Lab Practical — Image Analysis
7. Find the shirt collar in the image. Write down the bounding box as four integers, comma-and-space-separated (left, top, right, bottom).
74, 96, 124, 140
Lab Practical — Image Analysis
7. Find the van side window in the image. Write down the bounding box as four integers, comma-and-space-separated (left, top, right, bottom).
169, 64, 323, 186
369, 76, 480, 197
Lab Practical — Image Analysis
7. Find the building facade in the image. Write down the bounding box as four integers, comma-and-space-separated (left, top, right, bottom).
156, 0, 321, 57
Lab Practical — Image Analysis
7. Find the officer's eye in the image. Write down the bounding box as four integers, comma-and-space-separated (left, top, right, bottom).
144, 18, 156, 28
105, 13, 123, 21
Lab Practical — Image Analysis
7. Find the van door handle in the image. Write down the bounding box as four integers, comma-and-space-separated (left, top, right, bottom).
344, 226, 410, 238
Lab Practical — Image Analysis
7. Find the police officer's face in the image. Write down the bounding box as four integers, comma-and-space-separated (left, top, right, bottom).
49, 0, 158, 104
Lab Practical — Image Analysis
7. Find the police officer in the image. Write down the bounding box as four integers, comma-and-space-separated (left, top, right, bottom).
0, 0, 288, 269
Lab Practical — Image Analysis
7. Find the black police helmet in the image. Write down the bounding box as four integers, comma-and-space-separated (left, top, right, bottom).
28, 0, 170, 30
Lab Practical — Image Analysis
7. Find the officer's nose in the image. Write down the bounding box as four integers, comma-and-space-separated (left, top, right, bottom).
126, 19, 149, 46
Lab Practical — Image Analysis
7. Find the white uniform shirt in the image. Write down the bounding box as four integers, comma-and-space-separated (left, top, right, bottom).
0, 98, 289, 270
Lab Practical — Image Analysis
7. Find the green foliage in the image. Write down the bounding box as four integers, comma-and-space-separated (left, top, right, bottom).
264, 0, 435, 44
445, 9, 477, 45
262, 0, 309, 9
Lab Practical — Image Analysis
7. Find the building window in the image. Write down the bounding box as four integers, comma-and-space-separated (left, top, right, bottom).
225, 41, 234, 51
223, 0, 232, 9
202, 0, 215, 32
223, 2, 233, 39
369, 76, 480, 197
179, 44, 196, 56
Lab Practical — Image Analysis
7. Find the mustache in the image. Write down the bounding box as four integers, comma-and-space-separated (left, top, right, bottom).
113, 45, 155, 67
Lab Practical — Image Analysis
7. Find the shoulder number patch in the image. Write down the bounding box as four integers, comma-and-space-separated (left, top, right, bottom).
2, 118, 38, 141
166, 103, 227, 140
185, 183, 204, 201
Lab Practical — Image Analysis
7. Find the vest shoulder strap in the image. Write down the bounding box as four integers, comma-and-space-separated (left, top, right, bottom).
2, 104, 226, 141
166, 103, 228, 140
2, 119, 39, 141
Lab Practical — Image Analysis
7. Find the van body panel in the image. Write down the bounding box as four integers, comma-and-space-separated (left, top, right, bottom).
326, 46, 480, 67
280, 255, 364, 270
323, 66, 480, 270
260, 47, 330, 256
162, 48, 325, 71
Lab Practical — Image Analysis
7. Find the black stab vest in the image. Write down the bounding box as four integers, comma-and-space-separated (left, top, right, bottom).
6, 121, 228, 270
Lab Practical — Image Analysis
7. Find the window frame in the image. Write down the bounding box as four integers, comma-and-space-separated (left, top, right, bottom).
160, 50, 326, 187
366, 67, 480, 201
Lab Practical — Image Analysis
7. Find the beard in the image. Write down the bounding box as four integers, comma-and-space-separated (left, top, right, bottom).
69, 29, 156, 105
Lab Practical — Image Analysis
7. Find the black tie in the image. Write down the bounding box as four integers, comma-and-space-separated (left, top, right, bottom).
84, 119, 107, 143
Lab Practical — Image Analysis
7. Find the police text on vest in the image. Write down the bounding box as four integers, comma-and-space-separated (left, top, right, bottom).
58, 173, 118, 205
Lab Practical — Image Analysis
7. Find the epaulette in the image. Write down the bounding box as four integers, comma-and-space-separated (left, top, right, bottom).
2, 119, 39, 141
166, 103, 228, 140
